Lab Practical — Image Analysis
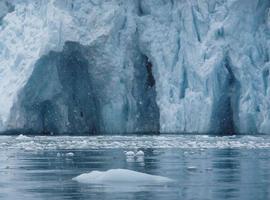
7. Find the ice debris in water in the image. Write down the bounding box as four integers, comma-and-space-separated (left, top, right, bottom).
72, 169, 174, 185
125, 150, 145, 162
2, 135, 270, 152
187, 166, 197, 171
125, 151, 135, 157
66, 152, 74, 157
16, 134, 30, 140
125, 150, 144, 157
125, 151, 136, 162
135, 150, 145, 162
136, 150, 144, 157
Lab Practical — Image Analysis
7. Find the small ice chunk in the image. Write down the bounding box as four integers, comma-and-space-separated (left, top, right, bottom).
56, 152, 61, 157
72, 169, 174, 185
136, 156, 144, 163
125, 151, 135, 157
66, 152, 74, 157
187, 166, 197, 171
135, 150, 144, 157
125, 151, 135, 162
16, 134, 30, 140
126, 157, 135, 163
24, 146, 34, 151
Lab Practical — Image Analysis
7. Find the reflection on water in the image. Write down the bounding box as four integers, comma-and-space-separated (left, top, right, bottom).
212, 149, 241, 199
0, 136, 270, 200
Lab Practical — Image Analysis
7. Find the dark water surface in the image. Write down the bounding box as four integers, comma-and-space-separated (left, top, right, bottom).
0, 135, 270, 200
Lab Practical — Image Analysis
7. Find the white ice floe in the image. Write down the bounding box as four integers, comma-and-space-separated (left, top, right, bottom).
135, 150, 144, 157
187, 166, 197, 171
125, 151, 135, 157
65, 152, 74, 157
15, 134, 30, 140
72, 169, 174, 185
125, 150, 145, 162
125, 151, 136, 162
126, 157, 136, 163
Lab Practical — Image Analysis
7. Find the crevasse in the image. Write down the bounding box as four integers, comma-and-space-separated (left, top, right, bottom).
1, 0, 270, 134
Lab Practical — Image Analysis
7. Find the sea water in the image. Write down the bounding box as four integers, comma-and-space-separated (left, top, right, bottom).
0, 135, 270, 200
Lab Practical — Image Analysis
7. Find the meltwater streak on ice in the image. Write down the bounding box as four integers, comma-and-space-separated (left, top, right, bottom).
1, 135, 270, 151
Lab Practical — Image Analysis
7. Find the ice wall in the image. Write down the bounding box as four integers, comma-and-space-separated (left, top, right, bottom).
1, 0, 270, 134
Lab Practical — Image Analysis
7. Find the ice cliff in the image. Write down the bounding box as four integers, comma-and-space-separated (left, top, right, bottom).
0, 0, 270, 134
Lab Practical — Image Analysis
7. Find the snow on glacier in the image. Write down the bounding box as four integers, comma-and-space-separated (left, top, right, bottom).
0, 0, 270, 134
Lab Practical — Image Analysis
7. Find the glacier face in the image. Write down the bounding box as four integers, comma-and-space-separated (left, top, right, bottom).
1, 0, 270, 134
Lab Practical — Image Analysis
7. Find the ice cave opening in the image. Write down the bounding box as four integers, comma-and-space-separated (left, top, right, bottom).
8, 42, 100, 134
7, 42, 160, 134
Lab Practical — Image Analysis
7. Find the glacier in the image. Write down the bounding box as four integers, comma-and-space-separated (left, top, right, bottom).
0, 0, 270, 134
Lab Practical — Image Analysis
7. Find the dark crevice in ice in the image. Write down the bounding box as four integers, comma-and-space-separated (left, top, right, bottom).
191, 7, 201, 43
145, 58, 155, 88
132, 54, 160, 133
263, 68, 269, 95
211, 56, 238, 134
220, 57, 237, 134
179, 66, 188, 99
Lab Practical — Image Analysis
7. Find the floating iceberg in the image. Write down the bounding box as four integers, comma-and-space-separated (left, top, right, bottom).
72, 169, 174, 185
